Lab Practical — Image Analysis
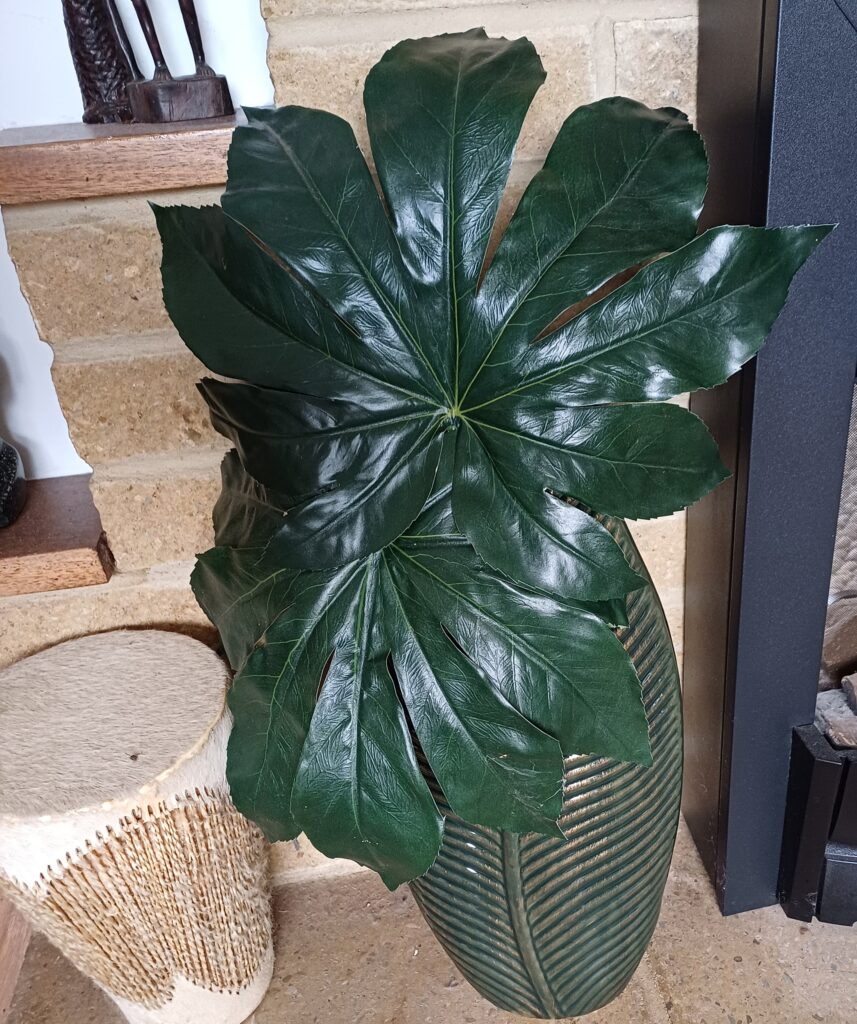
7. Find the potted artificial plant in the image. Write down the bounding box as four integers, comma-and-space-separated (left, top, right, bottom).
155, 29, 827, 1019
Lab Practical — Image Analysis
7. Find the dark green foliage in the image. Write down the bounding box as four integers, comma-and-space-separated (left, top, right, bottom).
156, 29, 829, 887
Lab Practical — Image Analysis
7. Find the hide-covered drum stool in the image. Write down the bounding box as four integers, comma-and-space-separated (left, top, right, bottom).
0, 630, 273, 1024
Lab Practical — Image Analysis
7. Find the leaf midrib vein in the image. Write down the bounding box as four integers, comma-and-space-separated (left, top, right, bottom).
253, 120, 451, 404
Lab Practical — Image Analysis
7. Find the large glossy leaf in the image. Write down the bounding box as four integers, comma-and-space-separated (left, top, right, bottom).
199, 377, 446, 567
159, 71, 827, 598
454, 422, 647, 596
364, 29, 544, 397
460, 95, 708, 388
154, 204, 411, 408
158, 30, 832, 884
464, 225, 830, 407
464, 400, 730, 521
194, 456, 645, 883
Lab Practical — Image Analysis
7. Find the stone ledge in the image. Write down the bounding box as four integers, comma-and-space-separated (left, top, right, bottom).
0, 560, 214, 671
270, 835, 367, 887
50, 329, 188, 364
264, 0, 698, 30
0, 476, 113, 598
629, 512, 686, 594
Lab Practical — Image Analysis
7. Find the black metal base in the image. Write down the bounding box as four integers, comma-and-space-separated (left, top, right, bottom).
779, 725, 857, 924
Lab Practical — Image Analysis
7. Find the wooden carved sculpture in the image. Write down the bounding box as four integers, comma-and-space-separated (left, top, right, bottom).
61, 0, 141, 124
125, 0, 234, 123
62, 0, 233, 125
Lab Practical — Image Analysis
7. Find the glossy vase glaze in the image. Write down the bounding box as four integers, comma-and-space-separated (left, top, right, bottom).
409, 518, 682, 1019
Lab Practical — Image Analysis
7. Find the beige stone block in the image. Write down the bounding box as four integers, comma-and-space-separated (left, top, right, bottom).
51, 333, 214, 464
655, 583, 683, 666
267, 10, 595, 162
7, 220, 167, 342
614, 17, 698, 124
92, 448, 225, 572
3, 188, 218, 343
624, 512, 686, 664
0, 561, 215, 672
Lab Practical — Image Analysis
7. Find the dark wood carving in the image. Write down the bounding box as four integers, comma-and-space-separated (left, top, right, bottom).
125, 0, 234, 123
61, 0, 141, 124
61, 0, 233, 126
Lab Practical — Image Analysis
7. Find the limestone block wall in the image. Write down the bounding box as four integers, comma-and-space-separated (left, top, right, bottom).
0, 187, 224, 669
1, 0, 696, 876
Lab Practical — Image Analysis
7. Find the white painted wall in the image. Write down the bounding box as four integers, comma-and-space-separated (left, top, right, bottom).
0, 0, 274, 478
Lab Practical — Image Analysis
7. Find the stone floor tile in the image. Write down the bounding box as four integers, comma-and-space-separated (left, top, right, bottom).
10, 875, 662, 1024
8, 937, 121, 1024
649, 822, 857, 1023
11, 819, 857, 1024
255, 872, 663, 1024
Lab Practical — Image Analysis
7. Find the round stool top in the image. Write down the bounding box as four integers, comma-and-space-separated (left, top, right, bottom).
0, 630, 230, 818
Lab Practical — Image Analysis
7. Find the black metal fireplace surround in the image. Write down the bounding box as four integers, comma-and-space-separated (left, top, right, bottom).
685, 0, 857, 921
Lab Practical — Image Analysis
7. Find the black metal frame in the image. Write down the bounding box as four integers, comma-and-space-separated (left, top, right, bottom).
685, 0, 857, 914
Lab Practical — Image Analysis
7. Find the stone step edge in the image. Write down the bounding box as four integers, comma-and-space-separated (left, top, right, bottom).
51, 328, 188, 363
265, 0, 698, 46
0, 558, 199, 609
92, 444, 228, 484
271, 857, 368, 889
2, 185, 220, 229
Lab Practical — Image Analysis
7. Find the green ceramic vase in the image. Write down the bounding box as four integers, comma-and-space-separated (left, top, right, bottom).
410, 518, 682, 1018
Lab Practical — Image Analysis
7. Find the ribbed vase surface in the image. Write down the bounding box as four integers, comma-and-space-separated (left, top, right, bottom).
410, 519, 682, 1018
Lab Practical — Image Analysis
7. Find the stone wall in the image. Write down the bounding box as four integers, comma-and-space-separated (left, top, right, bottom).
0, 0, 696, 878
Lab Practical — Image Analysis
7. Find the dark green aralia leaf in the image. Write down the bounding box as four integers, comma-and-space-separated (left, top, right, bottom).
401, 466, 631, 626
453, 421, 646, 599
154, 204, 413, 408
365, 29, 544, 396
467, 400, 729, 520
211, 450, 290, 550
257, 420, 446, 569
202, 376, 447, 568
197, 459, 629, 872
193, 452, 299, 669
380, 568, 564, 835
224, 561, 367, 842
200, 377, 441, 545
466, 225, 832, 408
291, 557, 443, 889
460, 97, 706, 390
223, 106, 451, 405
385, 532, 651, 767
193, 543, 298, 671
217, 543, 573, 880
